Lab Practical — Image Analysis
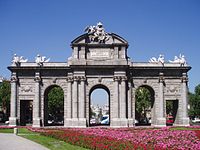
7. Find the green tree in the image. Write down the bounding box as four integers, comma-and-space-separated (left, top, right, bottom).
0, 80, 11, 118
166, 100, 173, 115
135, 87, 151, 119
189, 84, 200, 118
47, 86, 64, 122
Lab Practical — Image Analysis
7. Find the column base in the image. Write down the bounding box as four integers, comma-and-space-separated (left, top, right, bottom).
9, 117, 17, 126
78, 118, 86, 127
128, 118, 134, 127
64, 118, 73, 127
32, 118, 41, 128
65, 118, 86, 127
174, 117, 190, 126
71, 118, 79, 127
111, 118, 128, 127
154, 117, 166, 127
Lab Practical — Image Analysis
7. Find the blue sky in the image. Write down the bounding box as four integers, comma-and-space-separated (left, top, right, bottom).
0, 0, 200, 93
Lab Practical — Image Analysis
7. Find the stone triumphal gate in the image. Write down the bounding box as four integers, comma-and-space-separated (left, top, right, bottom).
9, 23, 191, 127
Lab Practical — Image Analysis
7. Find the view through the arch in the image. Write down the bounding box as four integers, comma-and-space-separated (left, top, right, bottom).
90, 88, 109, 126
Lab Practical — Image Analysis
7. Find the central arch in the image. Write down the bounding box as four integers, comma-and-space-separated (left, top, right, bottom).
89, 84, 110, 126
43, 85, 64, 126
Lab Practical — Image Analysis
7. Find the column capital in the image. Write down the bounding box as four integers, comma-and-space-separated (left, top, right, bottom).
121, 76, 127, 81
159, 76, 165, 83
181, 73, 188, 83
11, 76, 18, 82
34, 76, 41, 82
66, 77, 73, 82
113, 76, 121, 81
11, 72, 18, 83
159, 73, 165, 83
73, 76, 79, 81
181, 76, 188, 83
80, 76, 86, 81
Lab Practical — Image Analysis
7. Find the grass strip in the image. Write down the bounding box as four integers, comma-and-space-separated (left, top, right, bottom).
0, 128, 88, 150
170, 127, 200, 130
20, 134, 88, 150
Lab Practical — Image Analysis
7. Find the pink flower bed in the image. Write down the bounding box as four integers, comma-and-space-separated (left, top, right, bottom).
1, 125, 200, 149
69, 127, 200, 149
36, 127, 200, 150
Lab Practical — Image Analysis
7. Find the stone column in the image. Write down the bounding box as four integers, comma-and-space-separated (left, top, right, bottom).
120, 77, 128, 126
156, 73, 166, 126
114, 47, 119, 59
9, 73, 18, 126
127, 81, 133, 127
120, 77, 126, 118
65, 77, 73, 127
132, 87, 136, 125
181, 73, 190, 125
111, 76, 121, 127
33, 73, 41, 127
73, 47, 79, 59
113, 77, 119, 118
72, 76, 78, 126
79, 77, 86, 127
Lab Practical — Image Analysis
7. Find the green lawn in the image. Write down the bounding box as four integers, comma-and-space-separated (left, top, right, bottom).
170, 126, 200, 130
0, 128, 88, 150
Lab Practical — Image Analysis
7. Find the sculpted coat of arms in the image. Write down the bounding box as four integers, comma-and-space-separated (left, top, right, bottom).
84, 22, 110, 43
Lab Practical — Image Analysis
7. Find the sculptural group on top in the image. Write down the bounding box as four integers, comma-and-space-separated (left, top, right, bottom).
12, 54, 50, 66
149, 54, 165, 64
12, 54, 28, 65
84, 22, 110, 43
169, 54, 186, 66
149, 53, 187, 66
35, 54, 50, 66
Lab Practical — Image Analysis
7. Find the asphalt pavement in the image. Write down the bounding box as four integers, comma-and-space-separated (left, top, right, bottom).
0, 133, 49, 150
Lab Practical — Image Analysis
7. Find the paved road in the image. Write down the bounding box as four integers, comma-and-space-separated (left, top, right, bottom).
0, 133, 49, 150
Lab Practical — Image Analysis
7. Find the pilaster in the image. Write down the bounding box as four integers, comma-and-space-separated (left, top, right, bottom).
120, 77, 126, 118
111, 76, 128, 127
32, 72, 41, 127
180, 73, 189, 126
155, 73, 166, 127
72, 76, 79, 126
127, 81, 133, 127
111, 76, 121, 127
65, 77, 73, 127
9, 72, 18, 126
120, 76, 128, 126
78, 76, 86, 127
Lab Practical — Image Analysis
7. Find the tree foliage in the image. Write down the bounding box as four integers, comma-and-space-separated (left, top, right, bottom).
0, 80, 11, 118
166, 100, 173, 115
47, 86, 64, 121
135, 87, 152, 119
189, 84, 200, 117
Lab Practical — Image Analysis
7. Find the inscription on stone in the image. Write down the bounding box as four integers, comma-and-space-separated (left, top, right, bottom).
90, 51, 109, 58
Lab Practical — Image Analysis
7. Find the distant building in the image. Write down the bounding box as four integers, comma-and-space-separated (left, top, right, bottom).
0, 76, 3, 84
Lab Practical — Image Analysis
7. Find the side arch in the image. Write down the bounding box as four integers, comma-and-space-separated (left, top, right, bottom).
40, 79, 68, 126
43, 84, 65, 126
134, 84, 156, 125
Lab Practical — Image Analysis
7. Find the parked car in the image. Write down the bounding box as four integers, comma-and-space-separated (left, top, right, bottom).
101, 115, 109, 124
191, 118, 200, 123
166, 115, 174, 125
90, 118, 96, 124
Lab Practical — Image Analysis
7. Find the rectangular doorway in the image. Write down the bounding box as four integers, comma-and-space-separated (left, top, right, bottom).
166, 100, 178, 126
20, 100, 33, 126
